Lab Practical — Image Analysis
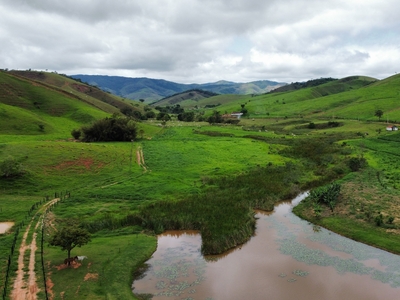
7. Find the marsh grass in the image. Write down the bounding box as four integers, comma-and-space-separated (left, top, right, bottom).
135, 162, 328, 255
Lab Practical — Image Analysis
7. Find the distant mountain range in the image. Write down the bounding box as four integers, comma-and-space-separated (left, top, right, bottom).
70, 75, 286, 102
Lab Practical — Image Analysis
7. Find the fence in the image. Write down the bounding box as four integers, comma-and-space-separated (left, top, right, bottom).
2, 191, 70, 300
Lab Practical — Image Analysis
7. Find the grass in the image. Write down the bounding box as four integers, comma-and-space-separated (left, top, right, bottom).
44, 234, 156, 300
319, 217, 400, 254
2, 70, 400, 298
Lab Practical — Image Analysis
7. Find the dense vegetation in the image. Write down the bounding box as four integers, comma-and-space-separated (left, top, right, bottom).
79, 115, 138, 142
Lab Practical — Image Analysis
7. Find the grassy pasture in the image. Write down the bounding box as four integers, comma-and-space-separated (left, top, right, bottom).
44, 234, 156, 300
2, 71, 400, 299
197, 74, 400, 122
294, 134, 400, 254
0, 139, 148, 197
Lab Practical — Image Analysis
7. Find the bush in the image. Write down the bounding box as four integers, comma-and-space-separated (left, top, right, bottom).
309, 183, 341, 212
0, 156, 25, 178
71, 129, 81, 140
81, 116, 137, 142
375, 214, 384, 226
348, 157, 367, 171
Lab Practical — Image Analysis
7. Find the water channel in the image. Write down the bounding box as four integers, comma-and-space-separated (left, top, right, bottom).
132, 193, 400, 299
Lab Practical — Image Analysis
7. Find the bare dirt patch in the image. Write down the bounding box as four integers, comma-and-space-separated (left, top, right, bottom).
84, 273, 99, 281
55, 262, 82, 271
54, 157, 94, 170
136, 147, 147, 171
46, 270, 54, 300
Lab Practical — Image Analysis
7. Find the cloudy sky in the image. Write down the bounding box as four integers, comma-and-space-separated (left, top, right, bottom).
1, 0, 399, 83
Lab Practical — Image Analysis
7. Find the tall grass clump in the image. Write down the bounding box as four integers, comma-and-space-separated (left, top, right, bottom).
134, 163, 306, 255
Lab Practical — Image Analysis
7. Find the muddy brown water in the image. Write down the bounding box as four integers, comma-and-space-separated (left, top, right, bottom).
132, 193, 400, 299
0, 222, 14, 234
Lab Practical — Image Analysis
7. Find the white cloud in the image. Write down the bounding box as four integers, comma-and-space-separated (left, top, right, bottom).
1, 0, 399, 83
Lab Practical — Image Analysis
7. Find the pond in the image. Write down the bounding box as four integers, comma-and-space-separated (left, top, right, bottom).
132, 193, 400, 299
0, 222, 14, 234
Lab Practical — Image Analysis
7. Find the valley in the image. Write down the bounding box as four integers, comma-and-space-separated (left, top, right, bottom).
1, 70, 400, 299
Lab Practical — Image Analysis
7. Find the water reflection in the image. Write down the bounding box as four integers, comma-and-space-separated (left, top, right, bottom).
132, 192, 400, 299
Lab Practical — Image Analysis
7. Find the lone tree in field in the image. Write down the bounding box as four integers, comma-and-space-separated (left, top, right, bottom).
49, 223, 91, 265
375, 109, 384, 121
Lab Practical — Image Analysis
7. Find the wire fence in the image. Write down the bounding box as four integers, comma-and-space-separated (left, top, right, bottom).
2, 191, 70, 300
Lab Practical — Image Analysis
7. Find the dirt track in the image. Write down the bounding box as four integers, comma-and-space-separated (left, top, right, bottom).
136, 146, 147, 171
11, 198, 60, 300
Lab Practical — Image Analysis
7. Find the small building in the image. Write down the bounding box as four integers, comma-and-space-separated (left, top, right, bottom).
386, 125, 399, 131
231, 112, 243, 119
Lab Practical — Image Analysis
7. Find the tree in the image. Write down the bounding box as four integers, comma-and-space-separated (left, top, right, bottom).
207, 111, 223, 124
156, 112, 171, 121
375, 109, 383, 121
49, 223, 91, 265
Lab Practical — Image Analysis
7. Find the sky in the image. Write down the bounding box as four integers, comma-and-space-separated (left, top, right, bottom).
1, 0, 399, 84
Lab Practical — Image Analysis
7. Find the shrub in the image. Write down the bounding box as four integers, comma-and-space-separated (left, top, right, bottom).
348, 157, 367, 171
71, 128, 81, 140
375, 214, 384, 226
309, 183, 341, 212
81, 116, 137, 142
0, 156, 25, 178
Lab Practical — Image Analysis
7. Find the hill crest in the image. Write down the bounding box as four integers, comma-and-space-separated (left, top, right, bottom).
70, 74, 286, 102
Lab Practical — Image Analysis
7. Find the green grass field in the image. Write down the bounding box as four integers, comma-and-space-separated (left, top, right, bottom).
2, 70, 400, 299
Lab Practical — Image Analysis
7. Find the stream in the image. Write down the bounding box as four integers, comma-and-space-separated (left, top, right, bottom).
132, 192, 400, 299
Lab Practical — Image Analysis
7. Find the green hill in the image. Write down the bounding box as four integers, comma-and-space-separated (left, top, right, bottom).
151, 89, 219, 106
8, 70, 140, 113
71, 74, 286, 101
188, 75, 400, 123
0, 71, 121, 137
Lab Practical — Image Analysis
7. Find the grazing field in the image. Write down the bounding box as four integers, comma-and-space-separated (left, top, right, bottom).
45, 234, 156, 300
2, 70, 400, 299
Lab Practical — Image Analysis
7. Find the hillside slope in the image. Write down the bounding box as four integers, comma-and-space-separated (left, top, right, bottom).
70, 74, 286, 101
9, 70, 139, 113
193, 75, 400, 122
0, 71, 113, 137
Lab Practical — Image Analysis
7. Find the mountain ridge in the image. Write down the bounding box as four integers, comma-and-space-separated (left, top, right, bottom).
70, 74, 286, 102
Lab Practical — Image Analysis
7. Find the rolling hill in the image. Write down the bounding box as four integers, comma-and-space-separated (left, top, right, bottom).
70, 74, 286, 102
0, 70, 144, 137
199, 74, 400, 122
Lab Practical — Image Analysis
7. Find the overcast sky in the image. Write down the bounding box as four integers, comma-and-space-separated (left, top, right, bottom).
1, 0, 399, 83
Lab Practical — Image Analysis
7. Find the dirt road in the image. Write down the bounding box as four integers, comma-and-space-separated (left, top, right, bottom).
11, 198, 59, 300
136, 146, 147, 171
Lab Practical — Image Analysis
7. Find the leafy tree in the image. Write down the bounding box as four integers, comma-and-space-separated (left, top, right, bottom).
156, 112, 171, 121
145, 111, 156, 119
177, 111, 195, 122
374, 109, 383, 120
207, 111, 223, 124
120, 107, 133, 116
0, 156, 25, 178
49, 223, 91, 265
